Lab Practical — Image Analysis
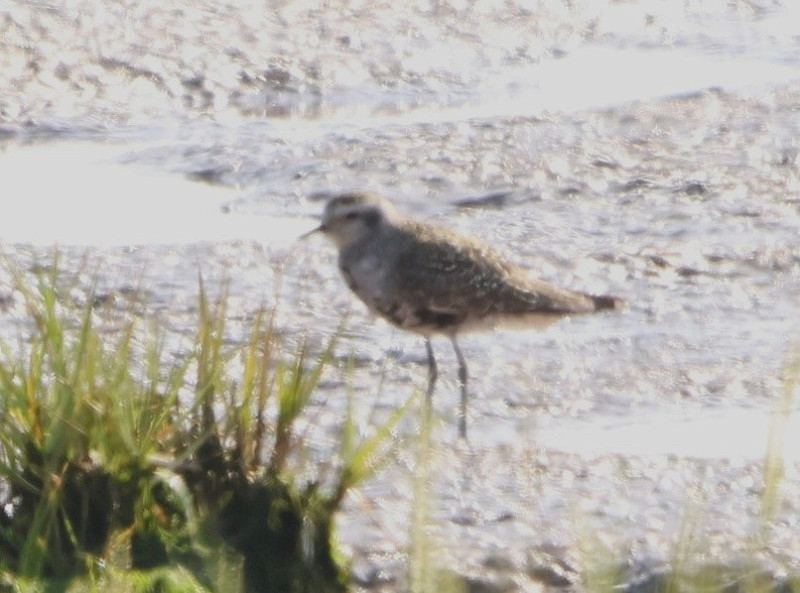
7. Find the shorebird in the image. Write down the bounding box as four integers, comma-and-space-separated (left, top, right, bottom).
304, 192, 622, 438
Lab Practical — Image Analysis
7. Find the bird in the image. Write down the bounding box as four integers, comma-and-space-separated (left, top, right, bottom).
303, 191, 623, 439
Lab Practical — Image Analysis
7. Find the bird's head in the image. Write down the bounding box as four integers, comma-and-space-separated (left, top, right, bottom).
302, 192, 397, 249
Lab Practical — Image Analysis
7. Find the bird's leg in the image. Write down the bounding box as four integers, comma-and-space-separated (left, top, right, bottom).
450, 336, 469, 440
424, 338, 438, 428
424, 338, 438, 403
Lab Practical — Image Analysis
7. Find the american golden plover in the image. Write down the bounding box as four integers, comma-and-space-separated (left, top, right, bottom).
305, 192, 622, 438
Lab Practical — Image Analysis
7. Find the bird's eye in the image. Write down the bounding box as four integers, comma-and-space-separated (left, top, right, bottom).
345, 212, 360, 220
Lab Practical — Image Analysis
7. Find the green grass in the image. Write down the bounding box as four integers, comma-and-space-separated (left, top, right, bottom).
2, 256, 797, 593
0, 259, 408, 593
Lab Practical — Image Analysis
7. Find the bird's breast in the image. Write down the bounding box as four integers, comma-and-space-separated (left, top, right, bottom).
339, 253, 387, 305
339, 252, 432, 331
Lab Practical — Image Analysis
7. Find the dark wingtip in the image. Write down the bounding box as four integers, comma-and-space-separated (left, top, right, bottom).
592, 295, 625, 311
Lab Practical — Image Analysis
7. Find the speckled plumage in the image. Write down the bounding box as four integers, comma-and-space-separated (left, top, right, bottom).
307, 191, 622, 438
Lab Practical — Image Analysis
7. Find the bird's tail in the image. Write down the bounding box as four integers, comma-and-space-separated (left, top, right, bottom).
591, 294, 625, 311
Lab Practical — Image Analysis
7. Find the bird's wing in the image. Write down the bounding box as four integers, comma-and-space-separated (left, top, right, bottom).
390, 222, 594, 318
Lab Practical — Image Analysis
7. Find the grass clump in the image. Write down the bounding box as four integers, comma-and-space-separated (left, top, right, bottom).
0, 261, 403, 592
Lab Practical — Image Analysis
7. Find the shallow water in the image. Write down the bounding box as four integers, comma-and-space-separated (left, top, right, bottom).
3, 0, 800, 587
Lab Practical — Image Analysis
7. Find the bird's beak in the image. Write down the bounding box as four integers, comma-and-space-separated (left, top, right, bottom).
299, 224, 326, 240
